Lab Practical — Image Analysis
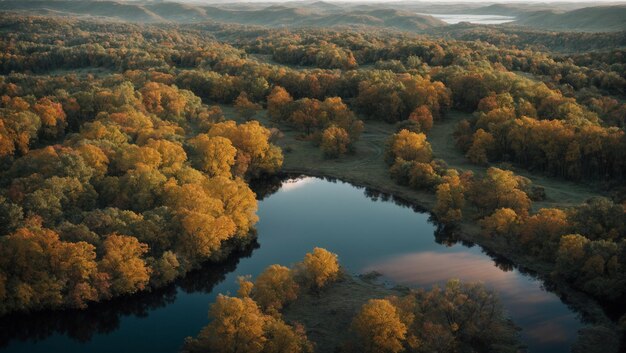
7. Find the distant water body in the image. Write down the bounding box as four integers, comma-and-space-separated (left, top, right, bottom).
419, 13, 516, 24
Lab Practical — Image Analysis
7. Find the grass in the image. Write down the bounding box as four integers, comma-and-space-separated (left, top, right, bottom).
221, 105, 617, 339
282, 272, 406, 352
225, 105, 604, 212
427, 110, 602, 210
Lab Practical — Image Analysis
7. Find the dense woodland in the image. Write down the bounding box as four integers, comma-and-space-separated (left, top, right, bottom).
0, 12, 625, 351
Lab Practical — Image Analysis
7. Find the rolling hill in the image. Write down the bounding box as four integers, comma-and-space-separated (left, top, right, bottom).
0, 0, 447, 31
513, 5, 626, 32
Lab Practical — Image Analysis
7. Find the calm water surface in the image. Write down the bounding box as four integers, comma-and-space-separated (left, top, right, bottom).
1, 177, 582, 353
420, 13, 516, 24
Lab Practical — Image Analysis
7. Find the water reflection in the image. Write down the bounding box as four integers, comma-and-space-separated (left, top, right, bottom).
365, 250, 555, 304
0, 241, 258, 349
365, 249, 580, 348
0, 176, 598, 353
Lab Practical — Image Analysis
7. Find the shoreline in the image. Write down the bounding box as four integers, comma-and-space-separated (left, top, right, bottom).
280, 166, 619, 335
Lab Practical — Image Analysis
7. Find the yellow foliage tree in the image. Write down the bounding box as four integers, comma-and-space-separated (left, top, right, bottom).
252, 264, 299, 313
295, 247, 340, 290
386, 129, 432, 165
434, 172, 465, 223
321, 125, 350, 158
192, 295, 267, 353
352, 299, 407, 353
189, 134, 236, 177
99, 234, 150, 296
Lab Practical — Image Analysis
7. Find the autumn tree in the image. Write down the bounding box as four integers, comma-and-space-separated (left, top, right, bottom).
518, 208, 569, 258
434, 171, 465, 223
182, 294, 312, 353
385, 129, 433, 165
408, 105, 434, 133
267, 86, 293, 121
33, 97, 67, 139
295, 247, 340, 290
555, 234, 590, 281
189, 134, 236, 177
234, 92, 262, 121
479, 208, 521, 240
99, 234, 150, 296
0, 223, 103, 314
252, 265, 299, 313
263, 318, 313, 353
185, 295, 267, 353
466, 129, 494, 165
207, 120, 283, 178
352, 299, 407, 353
321, 125, 350, 158
467, 168, 531, 216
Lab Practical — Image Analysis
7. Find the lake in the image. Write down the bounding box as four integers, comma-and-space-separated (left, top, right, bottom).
0, 176, 582, 353
420, 13, 516, 25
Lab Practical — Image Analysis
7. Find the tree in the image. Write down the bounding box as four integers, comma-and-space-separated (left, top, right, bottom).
237, 276, 254, 298
385, 130, 433, 165
466, 129, 495, 165
352, 299, 407, 353
479, 208, 520, 240
99, 234, 150, 296
321, 125, 350, 158
468, 168, 531, 216
203, 176, 259, 236
252, 265, 299, 313
263, 319, 313, 353
408, 105, 434, 133
234, 92, 262, 121
419, 279, 517, 352
188, 295, 267, 353
295, 247, 340, 290
115, 145, 162, 173
0, 223, 102, 313
519, 208, 569, 258
556, 234, 590, 280
267, 86, 293, 121
117, 164, 166, 212
207, 120, 283, 178
0, 196, 24, 235
434, 171, 465, 223
408, 162, 440, 190
145, 139, 187, 172
183, 294, 313, 353
33, 97, 67, 139
177, 211, 237, 260
567, 197, 626, 241
189, 135, 236, 177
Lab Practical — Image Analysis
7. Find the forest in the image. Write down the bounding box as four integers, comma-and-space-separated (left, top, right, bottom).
0, 2, 625, 352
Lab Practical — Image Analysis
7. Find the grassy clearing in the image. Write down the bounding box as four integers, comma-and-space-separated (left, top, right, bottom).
427, 111, 603, 210
221, 105, 616, 334
282, 272, 403, 352
224, 105, 604, 211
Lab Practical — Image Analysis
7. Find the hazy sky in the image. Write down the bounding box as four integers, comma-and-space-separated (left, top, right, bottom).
210, 0, 625, 2
217, 0, 626, 2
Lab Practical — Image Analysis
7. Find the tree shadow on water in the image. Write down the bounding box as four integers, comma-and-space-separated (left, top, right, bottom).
0, 240, 259, 348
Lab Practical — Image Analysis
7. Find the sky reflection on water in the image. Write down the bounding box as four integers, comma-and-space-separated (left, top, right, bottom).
1, 177, 581, 353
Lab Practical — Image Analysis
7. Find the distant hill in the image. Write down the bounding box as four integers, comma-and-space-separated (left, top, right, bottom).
0, 0, 447, 31
513, 5, 626, 32
302, 1, 343, 12
466, 4, 534, 16
0, 0, 163, 22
